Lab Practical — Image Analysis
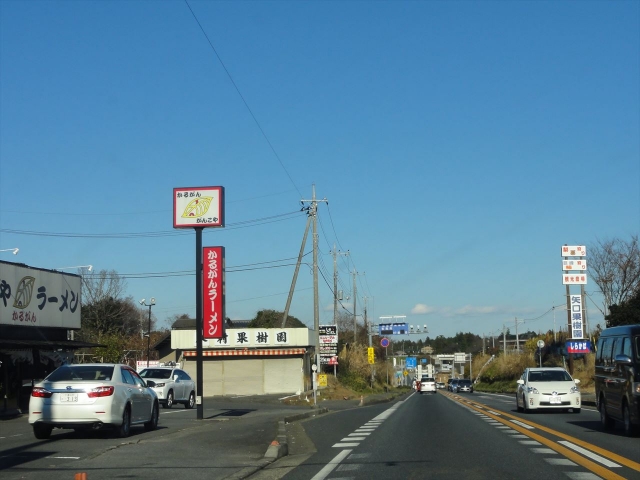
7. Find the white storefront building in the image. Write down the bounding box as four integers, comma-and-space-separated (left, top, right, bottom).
170, 324, 314, 396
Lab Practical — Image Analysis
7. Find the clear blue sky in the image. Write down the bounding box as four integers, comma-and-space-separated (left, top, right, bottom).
1, 1, 638, 339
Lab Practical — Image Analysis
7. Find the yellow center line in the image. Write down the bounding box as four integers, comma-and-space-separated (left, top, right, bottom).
443, 392, 636, 479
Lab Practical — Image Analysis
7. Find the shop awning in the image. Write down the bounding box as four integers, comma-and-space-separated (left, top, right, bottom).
184, 348, 306, 357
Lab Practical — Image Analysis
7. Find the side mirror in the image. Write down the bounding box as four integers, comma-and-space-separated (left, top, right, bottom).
574, 379, 581, 384
173, 374, 179, 381
146, 380, 156, 388
614, 354, 632, 365
516, 379, 524, 385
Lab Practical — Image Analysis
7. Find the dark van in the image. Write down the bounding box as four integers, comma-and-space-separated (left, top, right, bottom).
594, 324, 640, 436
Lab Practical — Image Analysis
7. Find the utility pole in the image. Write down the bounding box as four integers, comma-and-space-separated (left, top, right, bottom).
331, 245, 349, 325
282, 215, 311, 328
515, 317, 525, 352
300, 185, 327, 404
352, 269, 357, 343
503, 325, 507, 355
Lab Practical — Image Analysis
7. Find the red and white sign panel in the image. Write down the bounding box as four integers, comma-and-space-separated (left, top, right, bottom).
173, 186, 224, 228
562, 259, 587, 271
203, 247, 225, 339
561, 245, 586, 257
562, 273, 588, 285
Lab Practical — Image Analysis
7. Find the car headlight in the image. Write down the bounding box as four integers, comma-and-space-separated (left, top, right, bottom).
155, 383, 166, 387
526, 386, 539, 394
632, 382, 640, 395
570, 386, 580, 394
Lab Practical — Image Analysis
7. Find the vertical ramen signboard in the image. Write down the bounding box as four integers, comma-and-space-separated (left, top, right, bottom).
173, 186, 225, 420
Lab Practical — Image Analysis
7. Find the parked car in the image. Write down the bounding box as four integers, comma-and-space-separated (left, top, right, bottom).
28, 363, 159, 439
419, 376, 437, 394
595, 324, 640, 436
436, 382, 446, 390
448, 378, 460, 392
138, 366, 196, 409
516, 367, 580, 413
457, 379, 473, 393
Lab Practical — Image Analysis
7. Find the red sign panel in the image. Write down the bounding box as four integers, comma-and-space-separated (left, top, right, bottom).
203, 247, 225, 339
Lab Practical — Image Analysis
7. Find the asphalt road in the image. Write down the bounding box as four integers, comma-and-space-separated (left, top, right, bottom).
254, 390, 640, 480
0, 394, 316, 480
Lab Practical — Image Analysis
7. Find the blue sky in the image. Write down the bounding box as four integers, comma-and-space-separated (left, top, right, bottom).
1, 0, 638, 339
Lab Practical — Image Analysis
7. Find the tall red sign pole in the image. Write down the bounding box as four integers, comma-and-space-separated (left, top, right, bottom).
174, 186, 224, 421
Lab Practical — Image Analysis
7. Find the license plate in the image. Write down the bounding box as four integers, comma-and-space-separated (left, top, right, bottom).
550, 396, 561, 404
60, 393, 78, 402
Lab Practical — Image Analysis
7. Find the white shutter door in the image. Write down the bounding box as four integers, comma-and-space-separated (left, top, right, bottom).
183, 359, 223, 396
223, 359, 263, 395
264, 358, 303, 394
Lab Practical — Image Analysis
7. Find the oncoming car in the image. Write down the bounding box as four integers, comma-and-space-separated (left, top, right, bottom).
138, 366, 196, 409
28, 364, 159, 439
457, 379, 473, 393
516, 367, 580, 413
419, 376, 437, 394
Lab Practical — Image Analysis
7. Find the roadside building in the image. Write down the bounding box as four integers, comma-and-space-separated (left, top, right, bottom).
0, 261, 96, 413
167, 318, 314, 396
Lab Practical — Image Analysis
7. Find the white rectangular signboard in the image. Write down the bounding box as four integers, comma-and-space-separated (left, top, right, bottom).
561, 245, 586, 257
569, 294, 584, 339
562, 273, 588, 285
562, 259, 587, 271
173, 186, 224, 228
0, 262, 82, 328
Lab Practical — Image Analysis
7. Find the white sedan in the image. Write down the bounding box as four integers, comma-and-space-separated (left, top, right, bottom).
516, 367, 581, 413
29, 363, 159, 439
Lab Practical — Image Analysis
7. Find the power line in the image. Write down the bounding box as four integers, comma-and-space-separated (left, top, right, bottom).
184, 0, 302, 199
0, 211, 303, 239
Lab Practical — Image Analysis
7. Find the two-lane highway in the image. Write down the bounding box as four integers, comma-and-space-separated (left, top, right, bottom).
278, 391, 640, 480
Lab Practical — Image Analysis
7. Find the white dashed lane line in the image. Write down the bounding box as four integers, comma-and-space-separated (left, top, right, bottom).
557, 441, 621, 468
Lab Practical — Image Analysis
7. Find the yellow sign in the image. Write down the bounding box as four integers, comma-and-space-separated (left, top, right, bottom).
403, 370, 408, 376
367, 347, 375, 364
318, 374, 327, 387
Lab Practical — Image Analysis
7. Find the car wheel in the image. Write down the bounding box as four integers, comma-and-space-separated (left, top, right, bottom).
599, 397, 614, 430
622, 402, 635, 436
116, 406, 131, 438
516, 395, 524, 413
33, 424, 52, 440
145, 402, 159, 431
164, 390, 173, 409
185, 391, 195, 409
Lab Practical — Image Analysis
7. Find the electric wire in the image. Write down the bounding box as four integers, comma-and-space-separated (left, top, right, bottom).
184, 0, 302, 199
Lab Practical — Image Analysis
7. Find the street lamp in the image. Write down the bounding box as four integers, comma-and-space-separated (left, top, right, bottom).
54, 265, 93, 272
140, 298, 156, 367
0, 248, 19, 255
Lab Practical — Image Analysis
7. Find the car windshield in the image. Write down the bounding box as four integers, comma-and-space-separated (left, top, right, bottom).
421, 377, 434, 382
139, 369, 172, 379
46, 365, 114, 382
528, 370, 572, 382
459, 380, 471, 385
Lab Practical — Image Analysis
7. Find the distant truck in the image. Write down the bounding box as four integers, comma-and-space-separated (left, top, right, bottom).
417, 363, 434, 378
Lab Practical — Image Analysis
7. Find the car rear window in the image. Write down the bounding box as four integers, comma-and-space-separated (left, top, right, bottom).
46, 365, 114, 382
139, 369, 172, 379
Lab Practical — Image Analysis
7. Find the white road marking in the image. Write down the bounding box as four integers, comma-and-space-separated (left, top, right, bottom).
510, 420, 535, 429
46, 456, 81, 459
348, 432, 370, 436
160, 410, 189, 414
519, 440, 541, 445
546, 459, 577, 466
337, 463, 360, 471
531, 448, 557, 454
348, 453, 370, 460
558, 441, 621, 468
486, 410, 501, 415
565, 473, 603, 480
332, 443, 360, 448
311, 449, 352, 480
341, 437, 366, 442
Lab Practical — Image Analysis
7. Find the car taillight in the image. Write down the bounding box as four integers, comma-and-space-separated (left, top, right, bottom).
31, 387, 52, 398
87, 386, 115, 398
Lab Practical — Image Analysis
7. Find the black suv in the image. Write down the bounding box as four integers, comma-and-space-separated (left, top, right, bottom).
457, 379, 473, 393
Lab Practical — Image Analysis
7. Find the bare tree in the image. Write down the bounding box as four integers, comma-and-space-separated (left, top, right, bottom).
589, 235, 640, 316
